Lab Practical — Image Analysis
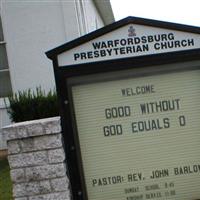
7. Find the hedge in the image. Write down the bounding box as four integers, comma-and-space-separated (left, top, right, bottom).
6, 87, 59, 122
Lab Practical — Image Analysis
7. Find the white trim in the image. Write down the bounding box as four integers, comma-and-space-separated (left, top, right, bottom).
75, 0, 87, 36
74, 0, 81, 36
80, 0, 88, 33
93, 0, 115, 25
0, 68, 9, 72
59, 0, 68, 40
0, 41, 6, 44
0, 97, 9, 109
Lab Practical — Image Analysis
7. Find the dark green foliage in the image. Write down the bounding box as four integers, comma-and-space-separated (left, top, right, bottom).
0, 158, 13, 200
6, 87, 59, 122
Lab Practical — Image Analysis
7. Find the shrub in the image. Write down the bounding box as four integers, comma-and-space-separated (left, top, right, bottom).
6, 87, 59, 122
0, 158, 13, 200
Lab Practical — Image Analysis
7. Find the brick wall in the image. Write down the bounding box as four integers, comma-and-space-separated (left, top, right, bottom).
2, 117, 71, 200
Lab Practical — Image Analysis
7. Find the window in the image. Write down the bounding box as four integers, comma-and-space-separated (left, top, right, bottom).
0, 15, 12, 97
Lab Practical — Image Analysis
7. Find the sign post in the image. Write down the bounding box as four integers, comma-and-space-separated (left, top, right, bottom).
46, 17, 200, 200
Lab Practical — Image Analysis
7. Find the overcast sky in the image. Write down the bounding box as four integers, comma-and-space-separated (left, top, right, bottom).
110, 0, 200, 27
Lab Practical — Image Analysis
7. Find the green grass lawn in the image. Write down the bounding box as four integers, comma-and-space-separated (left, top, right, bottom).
0, 158, 13, 200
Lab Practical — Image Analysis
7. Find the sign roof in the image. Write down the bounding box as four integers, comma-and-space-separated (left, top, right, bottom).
46, 16, 200, 66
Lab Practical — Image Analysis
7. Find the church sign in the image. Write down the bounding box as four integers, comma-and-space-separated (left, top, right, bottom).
57, 22, 200, 66
46, 17, 200, 200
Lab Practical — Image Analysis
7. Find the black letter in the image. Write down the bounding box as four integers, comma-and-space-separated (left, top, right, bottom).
179, 116, 186, 126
